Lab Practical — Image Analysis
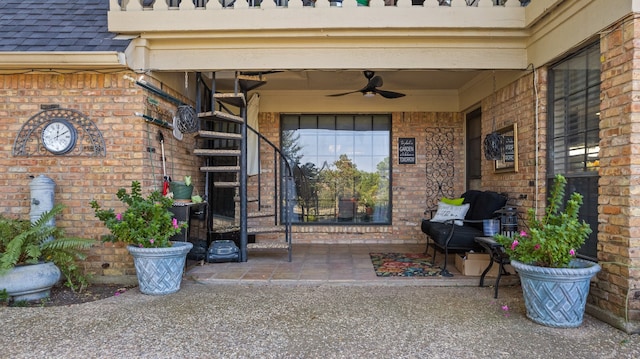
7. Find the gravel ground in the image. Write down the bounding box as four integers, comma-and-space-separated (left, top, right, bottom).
1, 280, 639, 358
2, 284, 133, 307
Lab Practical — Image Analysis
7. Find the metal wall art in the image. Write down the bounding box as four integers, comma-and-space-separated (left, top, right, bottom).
13, 108, 106, 157
425, 127, 455, 209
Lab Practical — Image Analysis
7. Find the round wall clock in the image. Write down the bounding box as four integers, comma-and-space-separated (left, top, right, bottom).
41, 119, 77, 155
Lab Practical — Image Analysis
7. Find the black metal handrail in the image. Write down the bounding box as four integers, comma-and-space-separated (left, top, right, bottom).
195, 72, 294, 261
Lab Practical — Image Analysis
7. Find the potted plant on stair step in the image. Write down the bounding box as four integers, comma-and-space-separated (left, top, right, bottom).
0, 204, 94, 303
90, 181, 192, 295
495, 174, 600, 328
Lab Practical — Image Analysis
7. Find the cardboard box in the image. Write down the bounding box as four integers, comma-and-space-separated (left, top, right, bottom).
455, 252, 509, 277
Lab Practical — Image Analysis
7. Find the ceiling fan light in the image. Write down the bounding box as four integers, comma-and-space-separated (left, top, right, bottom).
363, 91, 376, 98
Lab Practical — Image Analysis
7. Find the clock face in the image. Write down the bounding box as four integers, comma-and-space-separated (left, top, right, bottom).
42, 119, 77, 154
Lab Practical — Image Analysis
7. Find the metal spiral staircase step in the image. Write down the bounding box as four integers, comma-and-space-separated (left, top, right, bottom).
213, 181, 240, 188
247, 225, 290, 251
247, 242, 289, 250
200, 165, 240, 173
248, 225, 286, 235
237, 74, 267, 92
194, 149, 241, 157
213, 93, 245, 107
197, 130, 242, 140
198, 110, 244, 124
248, 211, 275, 219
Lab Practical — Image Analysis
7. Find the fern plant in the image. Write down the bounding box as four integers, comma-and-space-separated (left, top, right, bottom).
0, 204, 95, 292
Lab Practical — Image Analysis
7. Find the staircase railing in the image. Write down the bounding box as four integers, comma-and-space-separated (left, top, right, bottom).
195, 72, 293, 261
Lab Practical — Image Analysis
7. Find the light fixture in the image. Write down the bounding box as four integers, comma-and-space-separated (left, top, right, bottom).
483, 71, 504, 160
363, 91, 375, 98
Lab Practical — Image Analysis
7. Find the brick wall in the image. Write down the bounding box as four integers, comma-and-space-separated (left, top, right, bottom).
479, 70, 548, 214
596, 15, 640, 323
0, 73, 200, 284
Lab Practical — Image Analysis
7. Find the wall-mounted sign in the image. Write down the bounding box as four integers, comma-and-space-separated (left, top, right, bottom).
398, 137, 416, 164
503, 136, 515, 162
494, 123, 518, 173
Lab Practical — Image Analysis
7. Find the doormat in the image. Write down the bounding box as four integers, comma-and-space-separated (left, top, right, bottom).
369, 253, 441, 277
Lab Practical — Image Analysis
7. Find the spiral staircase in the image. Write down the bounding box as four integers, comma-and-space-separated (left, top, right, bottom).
194, 72, 293, 262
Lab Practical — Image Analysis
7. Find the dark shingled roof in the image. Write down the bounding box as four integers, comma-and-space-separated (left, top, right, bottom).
0, 0, 130, 52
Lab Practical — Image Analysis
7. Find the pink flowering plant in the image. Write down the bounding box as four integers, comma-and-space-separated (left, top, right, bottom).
494, 174, 592, 268
90, 181, 187, 248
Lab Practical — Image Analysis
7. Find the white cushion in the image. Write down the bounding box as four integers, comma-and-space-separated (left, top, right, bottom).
430, 202, 470, 226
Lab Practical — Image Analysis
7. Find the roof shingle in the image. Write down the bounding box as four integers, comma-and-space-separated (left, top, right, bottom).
0, 0, 130, 52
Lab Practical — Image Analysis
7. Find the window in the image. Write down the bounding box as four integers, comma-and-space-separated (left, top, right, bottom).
281, 114, 391, 224
466, 108, 482, 189
548, 41, 600, 260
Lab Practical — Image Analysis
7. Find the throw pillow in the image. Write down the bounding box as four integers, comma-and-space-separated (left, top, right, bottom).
430, 202, 470, 226
441, 197, 464, 206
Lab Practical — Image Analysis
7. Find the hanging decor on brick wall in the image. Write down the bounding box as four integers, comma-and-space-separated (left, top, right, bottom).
425, 127, 455, 209
13, 107, 106, 157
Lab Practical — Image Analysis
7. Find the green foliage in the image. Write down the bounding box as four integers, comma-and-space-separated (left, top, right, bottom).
11, 300, 29, 307
90, 181, 188, 248
357, 171, 380, 208
0, 289, 7, 306
495, 174, 592, 268
0, 204, 95, 292
325, 154, 361, 199
43, 238, 92, 292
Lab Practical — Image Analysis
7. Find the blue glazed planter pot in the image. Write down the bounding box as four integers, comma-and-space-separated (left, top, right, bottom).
511, 259, 601, 328
0, 261, 61, 301
127, 241, 193, 295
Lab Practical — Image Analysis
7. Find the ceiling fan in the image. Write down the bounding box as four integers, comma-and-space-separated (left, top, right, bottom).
327, 71, 406, 99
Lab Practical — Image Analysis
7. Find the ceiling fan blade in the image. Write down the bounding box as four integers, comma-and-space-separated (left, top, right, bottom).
375, 89, 406, 99
327, 72, 404, 98
327, 90, 361, 97
240, 70, 284, 76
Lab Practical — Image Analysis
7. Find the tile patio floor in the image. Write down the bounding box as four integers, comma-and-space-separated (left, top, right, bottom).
186, 243, 520, 289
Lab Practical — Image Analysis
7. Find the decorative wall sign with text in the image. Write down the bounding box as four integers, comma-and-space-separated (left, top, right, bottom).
398, 137, 416, 164
494, 123, 518, 173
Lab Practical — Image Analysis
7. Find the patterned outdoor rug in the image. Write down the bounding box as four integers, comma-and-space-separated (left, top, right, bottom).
370, 253, 441, 277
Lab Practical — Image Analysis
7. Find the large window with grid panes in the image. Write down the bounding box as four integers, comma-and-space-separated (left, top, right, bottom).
548, 41, 600, 260
281, 114, 391, 225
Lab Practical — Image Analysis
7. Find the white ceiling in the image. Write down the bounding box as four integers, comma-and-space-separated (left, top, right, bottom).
216, 70, 484, 93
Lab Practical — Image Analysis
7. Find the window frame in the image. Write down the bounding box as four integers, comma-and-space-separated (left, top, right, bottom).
547, 40, 601, 261
281, 114, 392, 226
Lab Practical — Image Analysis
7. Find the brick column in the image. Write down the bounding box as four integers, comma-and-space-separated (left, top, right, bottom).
596, 15, 640, 330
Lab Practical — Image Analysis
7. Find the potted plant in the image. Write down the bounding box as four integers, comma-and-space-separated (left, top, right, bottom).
495, 174, 600, 328
360, 197, 375, 217
169, 175, 194, 202
90, 181, 192, 295
0, 204, 94, 302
